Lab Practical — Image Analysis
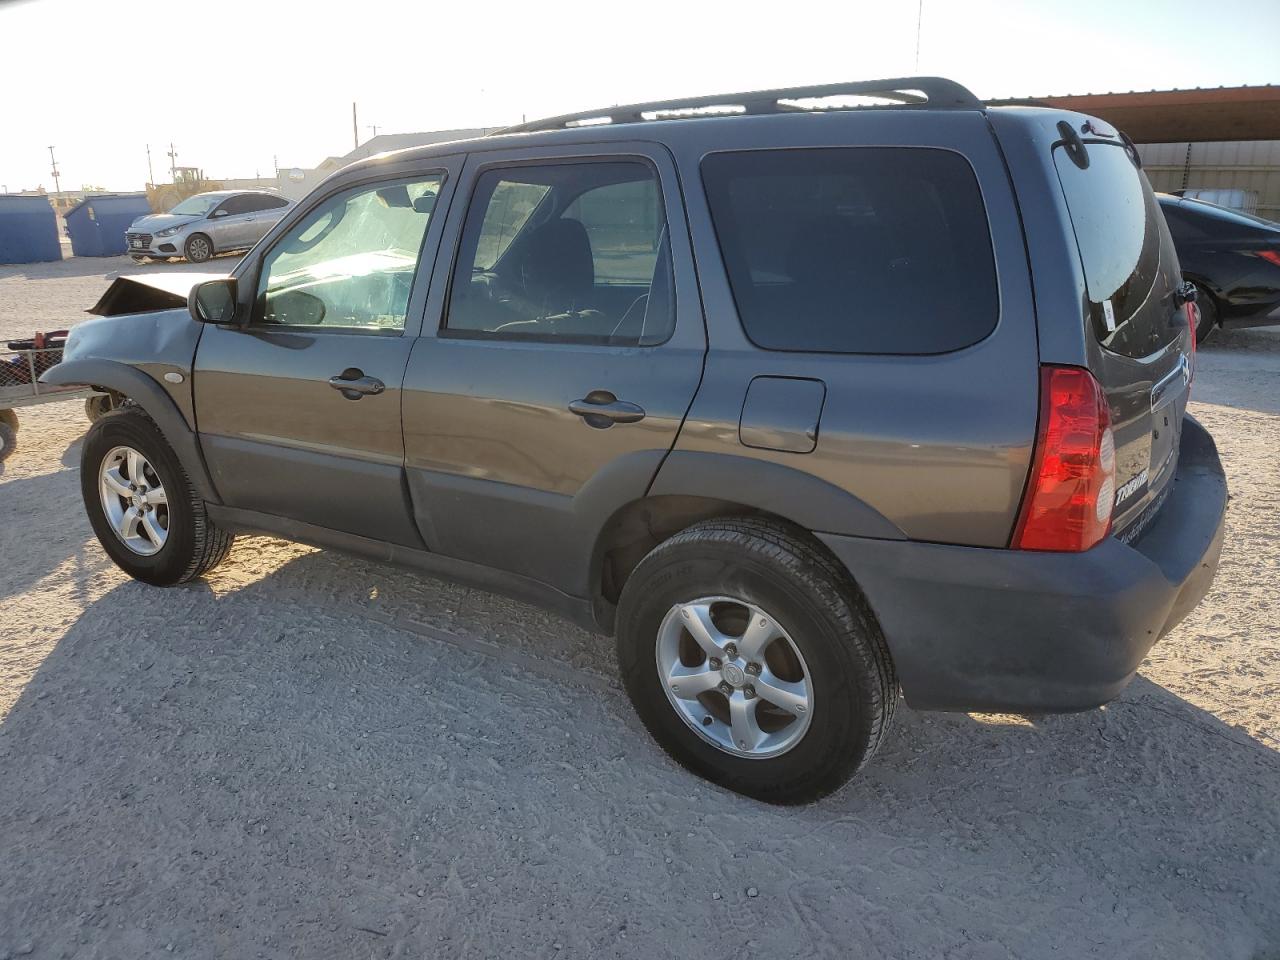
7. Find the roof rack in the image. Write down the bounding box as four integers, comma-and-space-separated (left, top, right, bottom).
496, 77, 982, 135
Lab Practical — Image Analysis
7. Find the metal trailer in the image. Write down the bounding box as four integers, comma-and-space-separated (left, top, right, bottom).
0, 335, 106, 461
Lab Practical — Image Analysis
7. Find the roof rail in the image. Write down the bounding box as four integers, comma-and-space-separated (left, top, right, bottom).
496, 77, 982, 135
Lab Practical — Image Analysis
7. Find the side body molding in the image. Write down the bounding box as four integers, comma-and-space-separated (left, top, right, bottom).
649, 451, 906, 541
42, 359, 220, 503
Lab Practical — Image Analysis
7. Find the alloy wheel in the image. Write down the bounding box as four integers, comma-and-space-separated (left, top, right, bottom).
656, 596, 813, 759
98, 445, 170, 556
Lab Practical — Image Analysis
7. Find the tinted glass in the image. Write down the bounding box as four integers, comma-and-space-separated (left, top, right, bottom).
241, 194, 289, 212
446, 161, 673, 346
1055, 144, 1179, 359
219, 195, 255, 216
701, 148, 998, 354
254, 177, 441, 332
169, 194, 219, 216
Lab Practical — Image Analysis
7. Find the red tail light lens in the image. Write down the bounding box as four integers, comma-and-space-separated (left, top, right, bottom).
1257, 249, 1280, 267
1012, 366, 1116, 552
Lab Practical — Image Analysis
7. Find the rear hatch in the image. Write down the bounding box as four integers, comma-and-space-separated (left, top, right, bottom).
1052, 127, 1194, 539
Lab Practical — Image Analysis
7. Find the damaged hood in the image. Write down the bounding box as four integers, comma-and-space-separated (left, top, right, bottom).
129, 213, 201, 233
89, 272, 229, 317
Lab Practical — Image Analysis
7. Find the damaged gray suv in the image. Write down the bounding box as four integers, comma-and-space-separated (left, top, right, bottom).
46, 78, 1227, 803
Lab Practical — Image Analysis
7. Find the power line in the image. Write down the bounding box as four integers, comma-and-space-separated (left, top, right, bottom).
914, 0, 924, 71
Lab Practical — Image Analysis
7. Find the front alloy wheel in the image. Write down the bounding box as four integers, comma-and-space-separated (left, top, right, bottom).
185, 234, 212, 263
98, 445, 169, 556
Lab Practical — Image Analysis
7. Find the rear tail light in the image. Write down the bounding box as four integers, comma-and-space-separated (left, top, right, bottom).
1256, 249, 1280, 267
1012, 365, 1116, 552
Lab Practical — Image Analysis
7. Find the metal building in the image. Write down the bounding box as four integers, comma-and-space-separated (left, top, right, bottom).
988, 86, 1280, 221
1140, 141, 1280, 220
63, 193, 152, 257
0, 195, 61, 264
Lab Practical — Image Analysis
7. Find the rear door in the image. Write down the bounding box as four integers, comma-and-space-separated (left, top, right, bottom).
205, 195, 253, 251
400, 142, 705, 597
1052, 137, 1193, 535
240, 194, 293, 246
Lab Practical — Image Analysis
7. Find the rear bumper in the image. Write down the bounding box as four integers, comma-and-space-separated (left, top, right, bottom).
819, 415, 1227, 713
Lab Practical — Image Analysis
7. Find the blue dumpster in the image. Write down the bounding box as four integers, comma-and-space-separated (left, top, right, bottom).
64, 193, 152, 257
0, 195, 61, 264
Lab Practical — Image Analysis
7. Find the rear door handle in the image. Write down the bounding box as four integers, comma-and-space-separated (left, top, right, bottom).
569, 391, 646, 428
328, 369, 385, 400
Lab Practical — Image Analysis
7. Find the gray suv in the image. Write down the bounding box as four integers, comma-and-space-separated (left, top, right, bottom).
45, 78, 1227, 803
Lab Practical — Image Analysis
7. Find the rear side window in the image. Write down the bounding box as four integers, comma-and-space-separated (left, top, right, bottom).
1054, 143, 1179, 359
701, 148, 998, 354
445, 161, 674, 346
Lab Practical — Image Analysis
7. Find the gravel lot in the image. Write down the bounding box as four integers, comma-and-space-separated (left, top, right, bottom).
1, 255, 1278, 959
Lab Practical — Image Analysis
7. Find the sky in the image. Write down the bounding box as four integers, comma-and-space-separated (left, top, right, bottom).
0, 0, 1277, 193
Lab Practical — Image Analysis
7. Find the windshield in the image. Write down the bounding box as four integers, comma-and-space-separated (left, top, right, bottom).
169, 195, 220, 216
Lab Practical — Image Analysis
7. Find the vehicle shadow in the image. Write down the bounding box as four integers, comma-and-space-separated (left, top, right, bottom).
0, 545, 1276, 959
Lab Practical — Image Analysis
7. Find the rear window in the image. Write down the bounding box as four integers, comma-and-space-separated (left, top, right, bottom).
701, 148, 998, 354
1054, 143, 1179, 359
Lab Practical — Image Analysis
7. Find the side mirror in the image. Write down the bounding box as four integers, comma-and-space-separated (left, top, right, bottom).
210, 209, 229, 219
189, 277, 239, 324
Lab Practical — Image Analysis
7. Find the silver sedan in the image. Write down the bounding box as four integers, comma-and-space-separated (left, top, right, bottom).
125, 190, 293, 263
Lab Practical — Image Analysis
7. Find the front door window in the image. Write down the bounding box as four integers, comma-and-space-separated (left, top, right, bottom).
255, 177, 443, 333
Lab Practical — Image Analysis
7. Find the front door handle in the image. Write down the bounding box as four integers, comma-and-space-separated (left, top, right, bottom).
569, 391, 646, 428
328, 368, 385, 400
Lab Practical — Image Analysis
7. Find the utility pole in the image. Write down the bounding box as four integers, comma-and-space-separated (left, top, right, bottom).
167, 141, 178, 182
47, 146, 62, 200
352, 102, 359, 149
367, 124, 380, 139
146, 144, 155, 186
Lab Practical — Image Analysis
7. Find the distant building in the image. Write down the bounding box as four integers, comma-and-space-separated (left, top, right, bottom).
274, 128, 495, 202
988, 86, 1280, 220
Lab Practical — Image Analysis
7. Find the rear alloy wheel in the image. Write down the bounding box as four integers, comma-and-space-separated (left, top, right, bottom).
617, 518, 898, 804
184, 233, 213, 263
657, 597, 813, 758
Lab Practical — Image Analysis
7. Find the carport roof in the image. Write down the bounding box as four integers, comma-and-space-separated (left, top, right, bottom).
987, 85, 1280, 143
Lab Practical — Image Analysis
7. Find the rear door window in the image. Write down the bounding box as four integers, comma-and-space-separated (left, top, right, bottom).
445, 161, 673, 346
1053, 143, 1180, 359
700, 147, 998, 354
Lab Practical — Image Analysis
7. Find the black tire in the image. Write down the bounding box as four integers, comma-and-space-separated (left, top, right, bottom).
130, 255, 148, 263
184, 233, 213, 263
1192, 283, 1218, 344
616, 517, 898, 804
0, 418, 15, 463
80, 406, 234, 585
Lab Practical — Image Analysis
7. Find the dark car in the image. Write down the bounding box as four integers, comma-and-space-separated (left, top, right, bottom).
1157, 193, 1280, 342
44, 78, 1226, 803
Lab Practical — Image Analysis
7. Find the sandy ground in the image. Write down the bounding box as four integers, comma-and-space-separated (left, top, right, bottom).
1, 256, 1278, 960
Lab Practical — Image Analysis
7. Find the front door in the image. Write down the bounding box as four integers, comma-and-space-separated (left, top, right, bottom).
402, 144, 705, 596
194, 168, 456, 546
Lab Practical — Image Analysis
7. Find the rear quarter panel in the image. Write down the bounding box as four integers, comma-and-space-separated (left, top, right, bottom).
658, 111, 1040, 547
